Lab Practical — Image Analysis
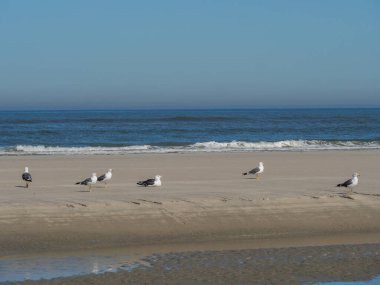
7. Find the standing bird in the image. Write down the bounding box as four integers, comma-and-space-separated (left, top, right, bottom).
97, 169, 112, 187
137, 175, 162, 187
337, 172, 360, 193
22, 166, 32, 188
76, 173, 97, 191
243, 162, 264, 179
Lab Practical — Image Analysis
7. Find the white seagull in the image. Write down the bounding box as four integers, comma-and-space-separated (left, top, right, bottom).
243, 162, 264, 179
137, 175, 162, 187
97, 169, 112, 187
76, 173, 97, 191
22, 166, 32, 188
337, 172, 360, 193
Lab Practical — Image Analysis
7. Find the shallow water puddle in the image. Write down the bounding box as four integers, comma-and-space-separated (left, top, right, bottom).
0, 254, 148, 282
315, 276, 380, 284
0, 244, 379, 283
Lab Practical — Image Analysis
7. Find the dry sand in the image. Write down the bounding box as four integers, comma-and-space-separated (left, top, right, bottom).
0, 151, 380, 283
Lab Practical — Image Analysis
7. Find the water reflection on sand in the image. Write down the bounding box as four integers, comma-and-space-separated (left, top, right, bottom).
0, 244, 379, 284
0, 253, 148, 282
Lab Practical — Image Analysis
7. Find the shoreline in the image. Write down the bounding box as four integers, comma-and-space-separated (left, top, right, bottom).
3, 243, 380, 284
2, 147, 380, 157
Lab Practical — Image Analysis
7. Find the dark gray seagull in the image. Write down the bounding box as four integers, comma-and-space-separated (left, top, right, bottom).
336, 172, 360, 193
75, 172, 97, 191
137, 175, 162, 187
242, 162, 264, 179
22, 166, 32, 188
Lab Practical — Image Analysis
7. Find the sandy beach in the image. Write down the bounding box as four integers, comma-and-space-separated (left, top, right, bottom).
1, 151, 380, 283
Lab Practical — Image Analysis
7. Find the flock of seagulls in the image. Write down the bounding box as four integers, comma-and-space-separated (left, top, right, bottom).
75, 169, 114, 191
21, 167, 161, 191
21, 162, 360, 193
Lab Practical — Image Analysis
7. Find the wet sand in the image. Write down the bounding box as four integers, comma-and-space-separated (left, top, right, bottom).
8, 243, 380, 285
0, 151, 380, 283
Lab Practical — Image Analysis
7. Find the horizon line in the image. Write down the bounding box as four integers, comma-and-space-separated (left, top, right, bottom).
1, 106, 380, 112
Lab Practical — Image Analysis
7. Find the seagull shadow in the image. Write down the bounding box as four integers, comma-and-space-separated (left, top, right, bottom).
243, 177, 258, 180
15, 185, 28, 188
76, 190, 92, 193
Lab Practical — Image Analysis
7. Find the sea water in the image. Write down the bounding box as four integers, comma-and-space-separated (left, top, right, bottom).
0, 108, 379, 155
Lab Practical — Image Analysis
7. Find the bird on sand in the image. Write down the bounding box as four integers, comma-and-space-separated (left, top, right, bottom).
137, 175, 162, 187
336, 172, 360, 193
242, 162, 264, 179
97, 169, 112, 187
22, 166, 32, 188
76, 173, 97, 191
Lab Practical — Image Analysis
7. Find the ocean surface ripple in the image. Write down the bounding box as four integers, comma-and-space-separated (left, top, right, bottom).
1, 109, 379, 155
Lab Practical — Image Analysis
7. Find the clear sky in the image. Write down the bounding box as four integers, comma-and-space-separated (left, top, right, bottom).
0, 0, 379, 110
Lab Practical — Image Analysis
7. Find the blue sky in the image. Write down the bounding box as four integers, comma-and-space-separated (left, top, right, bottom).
0, 0, 379, 109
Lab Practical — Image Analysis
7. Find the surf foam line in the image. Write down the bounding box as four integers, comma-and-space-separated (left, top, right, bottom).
1, 140, 380, 155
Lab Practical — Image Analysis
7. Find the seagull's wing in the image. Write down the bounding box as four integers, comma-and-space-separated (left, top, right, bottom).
249, 167, 260, 175
97, 174, 106, 181
137, 178, 155, 186
145, 178, 155, 185
22, 172, 32, 182
337, 178, 353, 187
77, 177, 91, 185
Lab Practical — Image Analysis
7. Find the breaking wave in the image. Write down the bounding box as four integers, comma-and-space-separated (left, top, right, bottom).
1, 140, 380, 155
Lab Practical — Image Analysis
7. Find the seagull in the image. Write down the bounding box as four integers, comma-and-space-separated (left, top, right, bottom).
97, 169, 112, 187
76, 173, 97, 191
22, 166, 32, 188
337, 172, 360, 193
243, 162, 264, 179
137, 175, 162, 187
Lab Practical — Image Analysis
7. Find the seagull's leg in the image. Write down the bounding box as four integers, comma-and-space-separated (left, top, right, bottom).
26, 182, 28, 188
256, 174, 260, 180
89, 184, 92, 192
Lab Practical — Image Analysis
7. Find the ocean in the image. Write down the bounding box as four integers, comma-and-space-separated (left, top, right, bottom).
1, 108, 379, 155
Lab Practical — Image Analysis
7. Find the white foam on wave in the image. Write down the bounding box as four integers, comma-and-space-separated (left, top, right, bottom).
1, 140, 380, 155
189, 140, 380, 151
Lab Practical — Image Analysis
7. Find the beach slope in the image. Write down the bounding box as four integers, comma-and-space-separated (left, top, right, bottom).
0, 151, 379, 257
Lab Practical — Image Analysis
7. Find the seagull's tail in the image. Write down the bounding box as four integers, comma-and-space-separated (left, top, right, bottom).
336, 183, 344, 187
75, 182, 81, 185
242, 172, 248, 176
